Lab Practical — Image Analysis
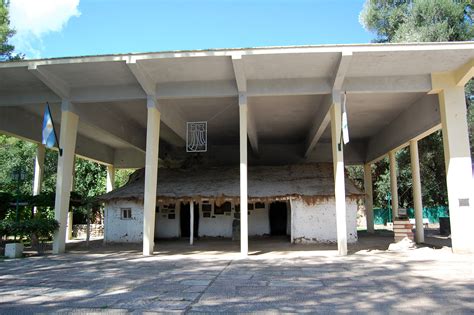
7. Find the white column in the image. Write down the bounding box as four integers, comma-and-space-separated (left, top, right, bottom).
70, 156, 76, 191
239, 93, 249, 257
67, 211, 73, 240
33, 144, 45, 215
106, 165, 115, 192
437, 84, 474, 254
389, 150, 399, 221
330, 95, 347, 256
33, 144, 45, 196
190, 202, 194, 245
364, 163, 374, 234
53, 101, 79, 254
143, 96, 160, 256
410, 140, 424, 243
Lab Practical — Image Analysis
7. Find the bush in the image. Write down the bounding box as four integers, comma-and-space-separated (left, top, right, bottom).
0, 218, 59, 240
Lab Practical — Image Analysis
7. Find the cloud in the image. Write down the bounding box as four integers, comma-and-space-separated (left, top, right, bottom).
9, 0, 81, 58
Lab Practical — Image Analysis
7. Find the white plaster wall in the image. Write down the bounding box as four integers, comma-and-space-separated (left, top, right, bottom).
104, 200, 143, 243
155, 203, 180, 238
248, 204, 270, 236
199, 207, 233, 237
291, 198, 358, 243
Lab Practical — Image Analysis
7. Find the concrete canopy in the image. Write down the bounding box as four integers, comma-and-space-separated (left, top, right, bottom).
1, 42, 473, 167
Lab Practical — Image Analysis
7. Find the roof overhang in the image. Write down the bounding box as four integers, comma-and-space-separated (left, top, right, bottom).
1, 42, 473, 166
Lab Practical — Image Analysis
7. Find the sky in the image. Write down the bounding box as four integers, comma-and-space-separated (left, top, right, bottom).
9, 0, 375, 59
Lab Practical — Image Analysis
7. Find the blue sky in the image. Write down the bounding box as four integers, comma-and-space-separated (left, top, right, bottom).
10, 0, 374, 59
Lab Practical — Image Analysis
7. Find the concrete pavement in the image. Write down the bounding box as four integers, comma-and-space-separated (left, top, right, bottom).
0, 237, 473, 313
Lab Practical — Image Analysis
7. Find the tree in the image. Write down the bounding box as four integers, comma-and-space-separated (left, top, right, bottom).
359, 0, 474, 213
360, 0, 474, 43
0, 0, 20, 61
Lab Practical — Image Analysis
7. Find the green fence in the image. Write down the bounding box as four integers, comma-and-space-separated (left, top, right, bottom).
373, 206, 448, 224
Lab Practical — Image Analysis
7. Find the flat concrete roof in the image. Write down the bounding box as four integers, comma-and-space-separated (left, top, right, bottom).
1, 42, 473, 167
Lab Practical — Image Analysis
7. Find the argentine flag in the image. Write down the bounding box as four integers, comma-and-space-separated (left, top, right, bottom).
342, 93, 349, 145
42, 105, 56, 148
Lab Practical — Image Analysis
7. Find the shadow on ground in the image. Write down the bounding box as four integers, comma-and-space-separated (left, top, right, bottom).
0, 232, 470, 313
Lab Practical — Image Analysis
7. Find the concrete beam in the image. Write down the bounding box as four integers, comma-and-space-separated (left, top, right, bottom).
232, 56, 258, 154
28, 65, 70, 99
304, 95, 331, 158
239, 94, 258, 154
157, 80, 237, 99
0, 107, 115, 164
365, 94, 441, 163
231, 55, 247, 92
248, 78, 331, 96
70, 104, 147, 152
344, 75, 432, 94
0, 91, 60, 107
126, 60, 186, 142
333, 52, 352, 91
126, 60, 156, 96
453, 59, 474, 87
114, 148, 146, 168
70, 85, 145, 103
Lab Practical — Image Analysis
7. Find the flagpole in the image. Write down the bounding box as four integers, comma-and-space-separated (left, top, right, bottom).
46, 102, 63, 156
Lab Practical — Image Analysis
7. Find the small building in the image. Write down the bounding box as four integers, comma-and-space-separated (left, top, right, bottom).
100, 164, 363, 244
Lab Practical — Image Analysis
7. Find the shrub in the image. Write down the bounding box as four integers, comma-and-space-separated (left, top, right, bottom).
0, 218, 59, 240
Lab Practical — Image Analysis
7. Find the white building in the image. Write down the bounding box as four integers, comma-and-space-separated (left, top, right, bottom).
100, 164, 363, 244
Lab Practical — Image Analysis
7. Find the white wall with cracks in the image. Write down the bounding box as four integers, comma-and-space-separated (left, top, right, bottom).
104, 198, 358, 243
290, 198, 358, 243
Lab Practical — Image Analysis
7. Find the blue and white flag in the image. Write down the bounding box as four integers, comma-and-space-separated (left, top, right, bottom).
342, 93, 349, 145
42, 105, 56, 148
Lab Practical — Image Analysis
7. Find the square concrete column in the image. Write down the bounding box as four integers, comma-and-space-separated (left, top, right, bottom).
33, 144, 45, 215
389, 150, 399, 221
33, 144, 45, 196
143, 96, 161, 256
106, 165, 115, 192
330, 95, 347, 256
434, 78, 474, 254
410, 140, 424, 243
364, 163, 374, 234
67, 211, 73, 241
239, 93, 249, 257
53, 101, 79, 254
190, 202, 194, 245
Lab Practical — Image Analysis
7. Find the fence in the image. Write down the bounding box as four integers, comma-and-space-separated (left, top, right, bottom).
373, 206, 448, 224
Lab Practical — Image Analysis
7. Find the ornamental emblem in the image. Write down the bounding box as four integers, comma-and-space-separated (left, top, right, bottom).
186, 121, 207, 152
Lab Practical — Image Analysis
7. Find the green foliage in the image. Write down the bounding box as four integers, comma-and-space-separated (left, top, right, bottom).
0, 218, 59, 239
73, 157, 106, 198
360, 0, 474, 42
115, 168, 135, 188
0, 0, 21, 61
358, 0, 474, 210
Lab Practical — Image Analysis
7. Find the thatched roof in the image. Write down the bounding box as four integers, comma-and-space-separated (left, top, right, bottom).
99, 163, 364, 204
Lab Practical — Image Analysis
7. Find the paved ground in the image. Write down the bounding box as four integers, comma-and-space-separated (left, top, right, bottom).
0, 234, 472, 314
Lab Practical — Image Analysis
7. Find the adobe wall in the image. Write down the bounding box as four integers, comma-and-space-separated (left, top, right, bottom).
290, 198, 358, 243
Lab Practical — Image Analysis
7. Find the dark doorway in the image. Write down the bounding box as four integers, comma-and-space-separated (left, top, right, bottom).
269, 202, 287, 236
180, 202, 199, 238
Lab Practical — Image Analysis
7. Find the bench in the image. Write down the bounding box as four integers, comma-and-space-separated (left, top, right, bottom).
409, 218, 429, 228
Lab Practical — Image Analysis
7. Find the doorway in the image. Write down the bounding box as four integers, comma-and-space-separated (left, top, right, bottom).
180, 202, 199, 238
269, 201, 288, 236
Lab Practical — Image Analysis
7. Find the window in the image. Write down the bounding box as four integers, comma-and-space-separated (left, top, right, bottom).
121, 208, 132, 219
255, 202, 265, 210
214, 202, 231, 215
